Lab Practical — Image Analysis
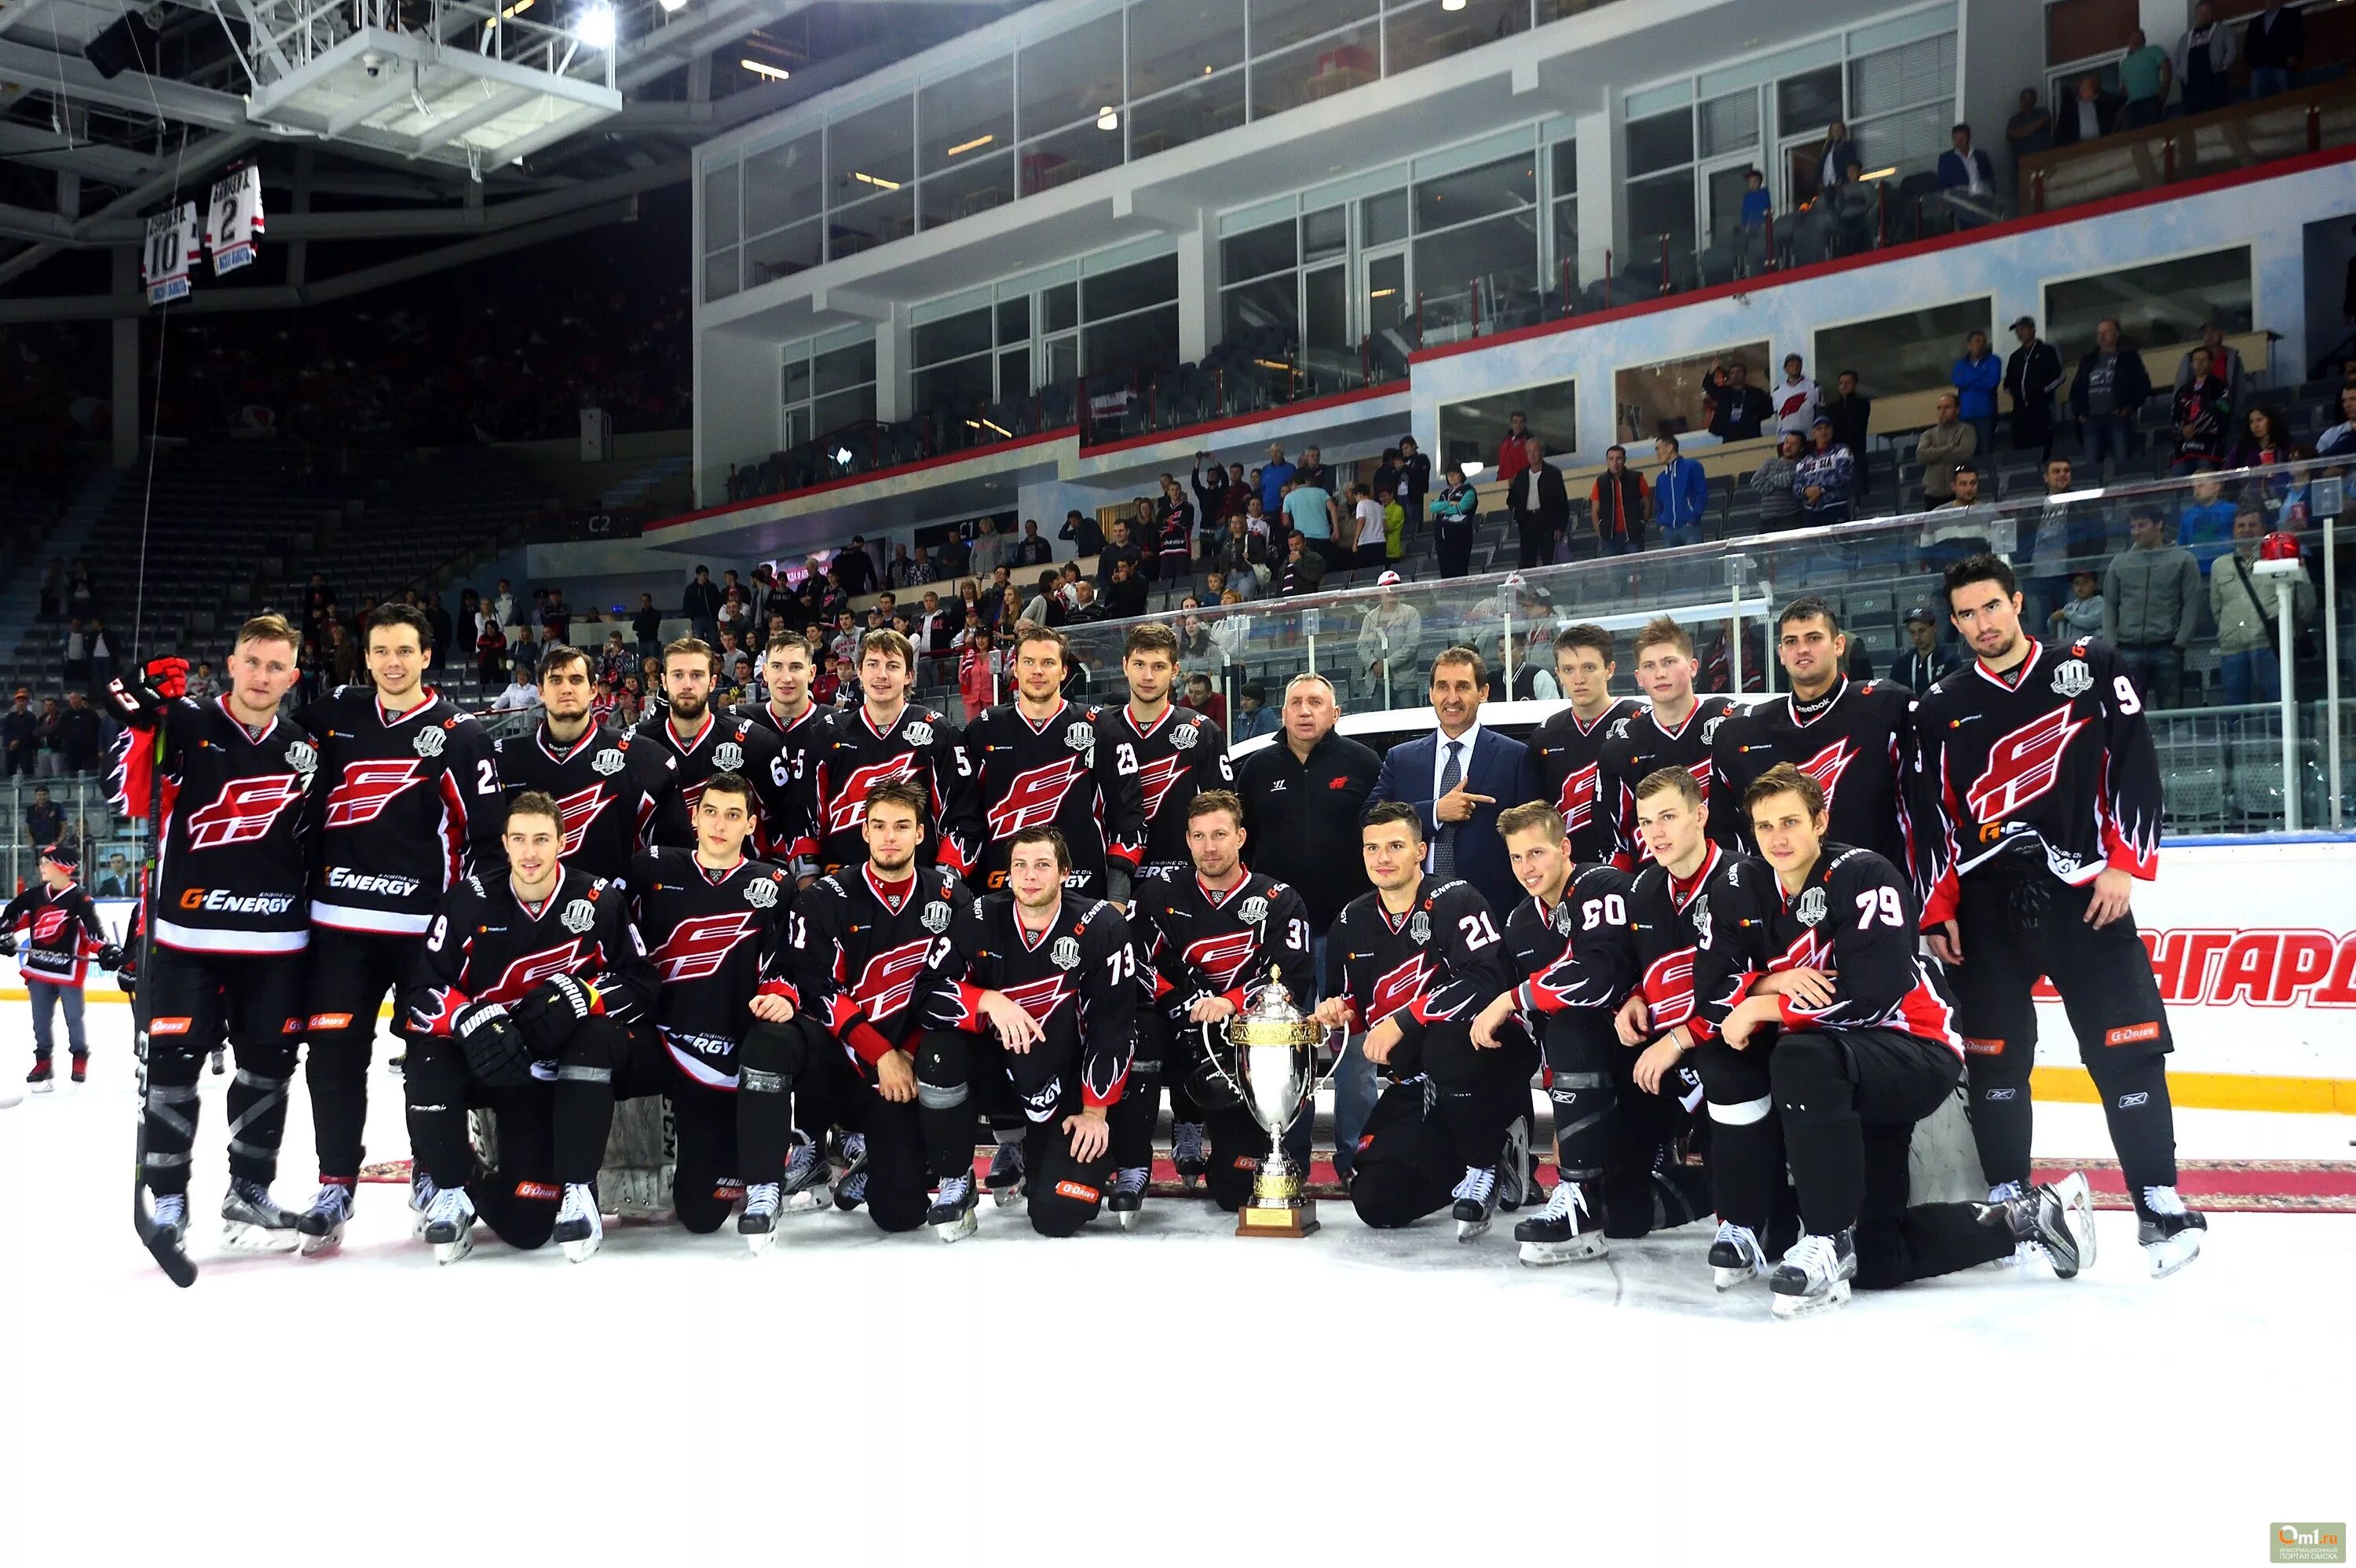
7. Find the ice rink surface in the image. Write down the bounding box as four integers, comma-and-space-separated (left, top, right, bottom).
4, 1004, 2351, 1568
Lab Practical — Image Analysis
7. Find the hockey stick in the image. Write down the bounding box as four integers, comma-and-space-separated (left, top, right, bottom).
129, 713, 195, 1287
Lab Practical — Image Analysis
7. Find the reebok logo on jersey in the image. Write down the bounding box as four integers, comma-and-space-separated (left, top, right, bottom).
1966, 705, 2089, 824
986, 758, 1081, 840
553, 783, 614, 857
653, 912, 758, 983
851, 938, 935, 1021
1364, 952, 1429, 1026
185, 773, 303, 849
999, 973, 1073, 1022
322, 758, 428, 829
824, 755, 921, 836
1553, 762, 1601, 837
2104, 1021, 2160, 1047
1134, 751, 1187, 824
1183, 928, 1260, 989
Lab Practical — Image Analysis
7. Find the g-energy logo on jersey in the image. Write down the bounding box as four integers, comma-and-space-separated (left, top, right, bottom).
853, 938, 936, 1020
1364, 952, 1429, 1025
823, 755, 920, 835
552, 783, 613, 857
986, 758, 1081, 841
999, 973, 1072, 1022
1966, 705, 2090, 824
1183, 928, 1259, 989
653, 912, 757, 983
1553, 762, 1601, 837
323, 758, 426, 829
185, 773, 303, 849
1134, 751, 1188, 824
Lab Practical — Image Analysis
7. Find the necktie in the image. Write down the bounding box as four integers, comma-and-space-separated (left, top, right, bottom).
1432, 740, 1463, 879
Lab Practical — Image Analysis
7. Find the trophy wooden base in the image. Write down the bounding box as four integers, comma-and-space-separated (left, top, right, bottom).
1236, 1199, 1319, 1237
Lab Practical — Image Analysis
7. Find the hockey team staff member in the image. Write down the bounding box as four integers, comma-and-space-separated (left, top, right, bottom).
292, 603, 504, 1254
1527, 624, 1641, 867
919, 824, 1138, 1240
1310, 801, 1532, 1241
810, 629, 977, 879
1913, 554, 2204, 1277
737, 634, 828, 880
792, 779, 975, 1226
637, 638, 803, 862
104, 616, 316, 1253
1699, 764, 2093, 1316
3, 841, 123, 1091
1712, 597, 1915, 869
1134, 791, 1312, 1220
964, 624, 1147, 903
494, 644, 685, 882
1597, 617, 1743, 865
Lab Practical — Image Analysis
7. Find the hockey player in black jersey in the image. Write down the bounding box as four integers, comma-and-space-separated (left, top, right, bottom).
736, 634, 827, 878
3, 842, 122, 1090
1104, 622, 1235, 880
1130, 791, 1311, 1223
1308, 801, 1531, 1241
290, 603, 506, 1253
635, 638, 804, 861
1527, 623, 1642, 867
1914, 554, 2201, 1276
1703, 765, 2092, 1317
919, 824, 1137, 1240
494, 645, 685, 882
399, 792, 657, 1263
1595, 616, 1743, 867
809, 629, 979, 879
103, 616, 316, 1252
963, 623, 1147, 903
1711, 596, 1915, 868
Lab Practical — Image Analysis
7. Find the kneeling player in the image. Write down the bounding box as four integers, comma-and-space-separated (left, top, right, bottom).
920, 826, 1136, 1240
1706, 766, 2093, 1317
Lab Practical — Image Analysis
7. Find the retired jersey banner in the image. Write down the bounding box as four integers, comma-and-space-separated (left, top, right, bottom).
205, 165, 264, 276
142, 202, 199, 305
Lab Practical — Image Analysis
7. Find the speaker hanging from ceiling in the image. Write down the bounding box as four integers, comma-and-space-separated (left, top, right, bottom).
83, 13, 163, 80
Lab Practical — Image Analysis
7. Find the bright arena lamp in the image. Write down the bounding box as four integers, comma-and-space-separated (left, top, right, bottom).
576, 2, 616, 48
659, 0, 684, 10
1096, 105, 1119, 130
1462, 460, 1486, 476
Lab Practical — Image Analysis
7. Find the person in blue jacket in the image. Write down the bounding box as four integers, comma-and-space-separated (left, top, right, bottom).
1651, 434, 1710, 548
1953, 330, 2001, 454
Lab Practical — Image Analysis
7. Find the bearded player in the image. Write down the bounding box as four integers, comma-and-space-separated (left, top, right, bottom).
495, 644, 685, 881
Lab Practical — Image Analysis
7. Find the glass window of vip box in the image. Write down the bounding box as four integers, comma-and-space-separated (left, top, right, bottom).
1081, 251, 1180, 375
702, 157, 741, 302
1412, 144, 1538, 343
2042, 246, 2253, 363
1813, 297, 1992, 405
781, 330, 878, 450
1220, 216, 1299, 344
1615, 341, 1769, 446
910, 288, 1040, 413
917, 57, 1014, 232
1017, 9, 1125, 194
825, 93, 915, 258
1129, 0, 1247, 156
1437, 378, 1577, 477
739, 131, 824, 289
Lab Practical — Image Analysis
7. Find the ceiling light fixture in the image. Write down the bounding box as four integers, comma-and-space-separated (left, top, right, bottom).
852, 170, 901, 190
1096, 105, 1119, 131
1443, 0, 1467, 9
574, 2, 614, 49
947, 133, 995, 156
658, 0, 684, 12
1858, 164, 1897, 181
741, 58, 790, 82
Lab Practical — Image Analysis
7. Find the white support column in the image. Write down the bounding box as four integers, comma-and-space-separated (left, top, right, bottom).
1177, 204, 1215, 364
1572, 101, 1617, 292
111, 244, 138, 470
873, 301, 909, 423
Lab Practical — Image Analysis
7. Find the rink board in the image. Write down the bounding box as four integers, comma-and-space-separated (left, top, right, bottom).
9, 840, 2356, 1111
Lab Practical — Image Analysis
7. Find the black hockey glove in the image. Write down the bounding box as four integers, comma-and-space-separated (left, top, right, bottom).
0, 934, 15, 959
454, 1000, 532, 1088
97, 942, 125, 970
510, 974, 598, 1057
103, 656, 188, 731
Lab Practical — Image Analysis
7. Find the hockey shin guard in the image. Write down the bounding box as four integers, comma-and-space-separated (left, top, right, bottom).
1771, 1033, 1865, 1235
142, 1048, 203, 1197
915, 1030, 977, 1183
223, 1041, 297, 1186
737, 1020, 803, 1185
2083, 1051, 2179, 1220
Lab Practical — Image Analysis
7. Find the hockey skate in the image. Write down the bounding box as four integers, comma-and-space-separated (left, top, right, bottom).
152, 1193, 189, 1248
1496, 1117, 1533, 1212
1515, 1179, 1607, 1266
927, 1174, 979, 1242
68, 1054, 87, 1086
422, 1186, 477, 1266
781, 1131, 832, 1214
2138, 1186, 2207, 1278
27, 1058, 53, 1095
738, 1183, 781, 1255
293, 1182, 354, 1256
408, 1174, 438, 1240
209, 1047, 226, 1076
1451, 1165, 1500, 1242
1170, 1121, 1206, 1190
1709, 1221, 1769, 1290
1988, 1171, 2096, 1279
1769, 1228, 1857, 1318
832, 1132, 869, 1212
554, 1183, 604, 1263
1108, 1167, 1149, 1230
221, 1178, 301, 1251
985, 1140, 1026, 1206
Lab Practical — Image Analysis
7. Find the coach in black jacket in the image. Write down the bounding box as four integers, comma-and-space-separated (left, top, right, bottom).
1506, 438, 1570, 568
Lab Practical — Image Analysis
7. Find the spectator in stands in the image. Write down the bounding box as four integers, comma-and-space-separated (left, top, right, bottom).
1209, 514, 1267, 591
1820, 370, 1874, 495
1298, 446, 1334, 497
884, 543, 914, 590
2104, 508, 2204, 708
3, 689, 33, 778
1173, 599, 1213, 662
37, 558, 62, 624
1794, 417, 1856, 525
1210, 593, 1251, 671
1155, 474, 1197, 574
541, 587, 573, 642
1589, 444, 1647, 557
1097, 518, 1145, 598
715, 589, 750, 642
1231, 682, 1277, 742
2175, 322, 2252, 408
1431, 464, 1480, 579
1188, 459, 1235, 550
1509, 438, 1570, 567
1494, 413, 1532, 489
915, 545, 946, 587
25, 784, 62, 847
1952, 330, 2001, 452
1259, 445, 1298, 517
2213, 505, 2316, 704
2176, 473, 2240, 574
32, 699, 61, 779
1180, 672, 1227, 730
2171, 346, 2234, 474
1772, 354, 1820, 437
188, 661, 217, 700
2179, 2, 2240, 115
1344, 481, 1386, 571
98, 853, 131, 898
327, 620, 358, 687
1282, 471, 1340, 568
62, 618, 89, 684
1066, 580, 1107, 626
1396, 435, 1432, 532
1010, 518, 1052, 568
1708, 361, 1772, 441
1739, 166, 1771, 230
65, 561, 95, 623
830, 538, 875, 598
2070, 317, 2152, 470
2229, 404, 2310, 507
2024, 456, 2107, 617
488, 579, 514, 631
1358, 576, 1423, 693
2006, 89, 2053, 192
2244, 0, 2303, 99
1754, 432, 1805, 532
2053, 72, 2120, 147
598, 632, 631, 689
682, 565, 722, 641
1938, 123, 2000, 225
2004, 316, 2065, 456
86, 619, 113, 682
967, 517, 1006, 581
1103, 558, 1151, 620
476, 618, 507, 686
2048, 571, 2107, 640
1818, 119, 1860, 189
2117, 29, 2173, 129
1279, 531, 1327, 598
492, 669, 540, 711
1650, 434, 1710, 547
631, 593, 663, 662
1893, 607, 1958, 693
58, 690, 101, 776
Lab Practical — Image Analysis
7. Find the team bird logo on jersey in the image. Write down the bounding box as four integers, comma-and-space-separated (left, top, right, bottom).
1364, 952, 1430, 1025
31, 908, 70, 944
1795, 740, 1857, 806
323, 758, 427, 830
999, 972, 1073, 1022
1553, 762, 1603, 836
1966, 705, 2091, 824
481, 942, 585, 1004
653, 912, 757, 982
1183, 928, 1260, 988
185, 773, 303, 849
852, 938, 935, 1019
1641, 950, 1697, 1026
550, 783, 613, 856
823, 755, 920, 836
1134, 751, 1189, 824
986, 758, 1081, 841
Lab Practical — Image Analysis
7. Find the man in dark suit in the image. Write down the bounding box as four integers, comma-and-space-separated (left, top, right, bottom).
1506, 437, 1569, 569
1368, 645, 1538, 919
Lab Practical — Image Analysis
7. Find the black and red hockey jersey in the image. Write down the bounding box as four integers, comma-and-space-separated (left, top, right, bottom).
1323, 876, 1511, 1039
493, 721, 685, 882
790, 862, 965, 1065
1498, 864, 1638, 1019
734, 696, 827, 867
401, 865, 653, 1037
1910, 636, 2163, 927
108, 695, 316, 956
1138, 869, 1312, 1023
2, 880, 113, 985
928, 891, 1138, 1110
632, 707, 806, 862
1099, 703, 1235, 868
1595, 695, 1743, 866
1529, 697, 1642, 867
1712, 678, 1915, 870
622, 846, 792, 1089
808, 702, 979, 877
963, 699, 1146, 897
1627, 842, 1768, 1041
298, 686, 503, 937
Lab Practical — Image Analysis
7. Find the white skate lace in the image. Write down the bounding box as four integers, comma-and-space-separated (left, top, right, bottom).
785, 1136, 825, 1188
1113, 1167, 1148, 1195
307, 1182, 350, 1218
1536, 1182, 1577, 1221
935, 1175, 973, 1206
1782, 1234, 1840, 1283
1712, 1219, 1760, 1263
411, 1175, 438, 1212
742, 1182, 780, 1219
840, 1131, 868, 1165
558, 1184, 595, 1224
840, 1169, 869, 1201
1172, 1124, 1204, 1164
154, 1194, 187, 1227
426, 1186, 472, 1226
2142, 1184, 2188, 1217
1452, 1166, 1497, 1204
1988, 1180, 2025, 1204
989, 1142, 1023, 1177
